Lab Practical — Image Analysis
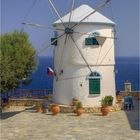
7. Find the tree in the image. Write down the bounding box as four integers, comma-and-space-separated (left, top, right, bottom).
0, 30, 37, 93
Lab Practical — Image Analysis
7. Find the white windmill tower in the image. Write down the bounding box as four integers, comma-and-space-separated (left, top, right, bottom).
23, 0, 116, 107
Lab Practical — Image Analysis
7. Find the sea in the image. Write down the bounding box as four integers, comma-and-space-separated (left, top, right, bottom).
17, 56, 139, 91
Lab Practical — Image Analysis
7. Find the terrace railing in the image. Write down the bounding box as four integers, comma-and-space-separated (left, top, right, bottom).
7, 89, 53, 98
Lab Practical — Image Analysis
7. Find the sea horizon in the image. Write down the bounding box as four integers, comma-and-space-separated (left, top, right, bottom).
5, 56, 139, 98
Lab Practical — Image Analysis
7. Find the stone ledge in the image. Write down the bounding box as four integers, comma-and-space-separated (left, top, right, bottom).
8, 99, 122, 113
9, 98, 52, 106
48, 104, 122, 113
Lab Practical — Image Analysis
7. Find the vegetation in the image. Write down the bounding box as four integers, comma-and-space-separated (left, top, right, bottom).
76, 101, 83, 109
107, 95, 113, 101
101, 96, 113, 107
0, 30, 37, 93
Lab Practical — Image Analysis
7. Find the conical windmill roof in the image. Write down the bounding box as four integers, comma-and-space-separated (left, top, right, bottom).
53, 4, 115, 26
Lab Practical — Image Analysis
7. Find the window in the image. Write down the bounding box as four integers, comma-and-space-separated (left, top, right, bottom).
85, 37, 99, 46
51, 38, 57, 46
88, 72, 101, 95
89, 79, 100, 94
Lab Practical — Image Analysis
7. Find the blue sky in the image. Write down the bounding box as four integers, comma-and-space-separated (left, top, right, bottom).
1, 0, 139, 57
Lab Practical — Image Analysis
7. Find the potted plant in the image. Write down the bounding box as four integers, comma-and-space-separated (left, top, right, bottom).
71, 98, 79, 113
36, 103, 42, 113
51, 104, 60, 115
100, 96, 111, 116
76, 101, 84, 116
107, 96, 114, 106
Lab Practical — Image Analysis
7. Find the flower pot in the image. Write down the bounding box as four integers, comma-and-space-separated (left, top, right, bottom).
76, 108, 84, 116
51, 104, 60, 115
36, 106, 42, 112
101, 106, 109, 116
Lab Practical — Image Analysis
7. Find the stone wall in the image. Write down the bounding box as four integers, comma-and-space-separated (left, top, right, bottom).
8, 99, 122, 113
48, 103, 122, 113
119, 91, 139, 98
9, 98, 47, 106
8, 91, 139, 113
116, 91, 140, 103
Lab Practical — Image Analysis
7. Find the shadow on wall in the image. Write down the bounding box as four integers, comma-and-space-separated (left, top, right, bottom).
124, 98, 139, 131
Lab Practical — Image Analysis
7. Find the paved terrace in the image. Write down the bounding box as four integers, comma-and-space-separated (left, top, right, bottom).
0, 99, 139, 140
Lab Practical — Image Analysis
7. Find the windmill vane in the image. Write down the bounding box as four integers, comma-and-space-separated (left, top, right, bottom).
22, 0, 116, 107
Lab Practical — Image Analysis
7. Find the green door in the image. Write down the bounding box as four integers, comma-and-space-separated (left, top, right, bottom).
89, 79, 100, 94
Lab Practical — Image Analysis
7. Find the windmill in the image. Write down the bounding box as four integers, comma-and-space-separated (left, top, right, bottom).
23, 0, 116, 106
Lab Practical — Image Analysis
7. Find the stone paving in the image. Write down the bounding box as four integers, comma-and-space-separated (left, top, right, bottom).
0, 100, 139, 140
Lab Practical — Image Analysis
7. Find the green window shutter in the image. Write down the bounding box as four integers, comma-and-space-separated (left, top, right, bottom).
85, 37, 99, 46
89, 79, 100, 94
51, 38, 57, 46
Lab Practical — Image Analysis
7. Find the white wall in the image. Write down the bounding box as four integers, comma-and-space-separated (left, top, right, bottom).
53, 23, 116, 107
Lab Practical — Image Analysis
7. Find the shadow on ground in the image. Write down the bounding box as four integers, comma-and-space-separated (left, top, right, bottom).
92, 113, 102, 116
67, 114, 77, 116
0, 106, 36, 120
24, 106, 37, 113
0, 111, 23, 120
124, 99, 139, 131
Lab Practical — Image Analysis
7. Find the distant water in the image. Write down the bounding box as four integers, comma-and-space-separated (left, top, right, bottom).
115, 57, 139, 91
17, 56, 139, 92
18, 57, 54, 90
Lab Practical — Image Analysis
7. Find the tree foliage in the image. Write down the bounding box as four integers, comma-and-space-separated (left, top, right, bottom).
0, 31, 37, 93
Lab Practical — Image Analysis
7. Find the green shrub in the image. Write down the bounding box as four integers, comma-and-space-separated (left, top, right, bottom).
101, 96, 113, 107
76, 101, 83, 109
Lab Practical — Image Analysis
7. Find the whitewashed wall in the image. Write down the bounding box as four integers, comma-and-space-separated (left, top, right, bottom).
53, 23, 116, 106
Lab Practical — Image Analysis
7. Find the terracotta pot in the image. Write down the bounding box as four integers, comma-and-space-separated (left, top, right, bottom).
101, 106, 109, 116
76, 108, 84, 116
51, 104, 60, 115
36, 106, 42, 112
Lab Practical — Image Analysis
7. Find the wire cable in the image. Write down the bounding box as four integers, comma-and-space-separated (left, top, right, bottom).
94, 45, 103, 71
70, 0, 111, 29
45, 0, 57, 21
68, 0, 76, 27
57, 34, 67, 74
109, 0, 115, 22
69, 34, 92, 73
48, 0, 67, 28
96, 43, 114, 71
22, 0, 38, 30
31, 32, 65, 58
22, 22, 65, 31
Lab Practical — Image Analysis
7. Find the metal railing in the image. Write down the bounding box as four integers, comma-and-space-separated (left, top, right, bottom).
6, 89, 53, 98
